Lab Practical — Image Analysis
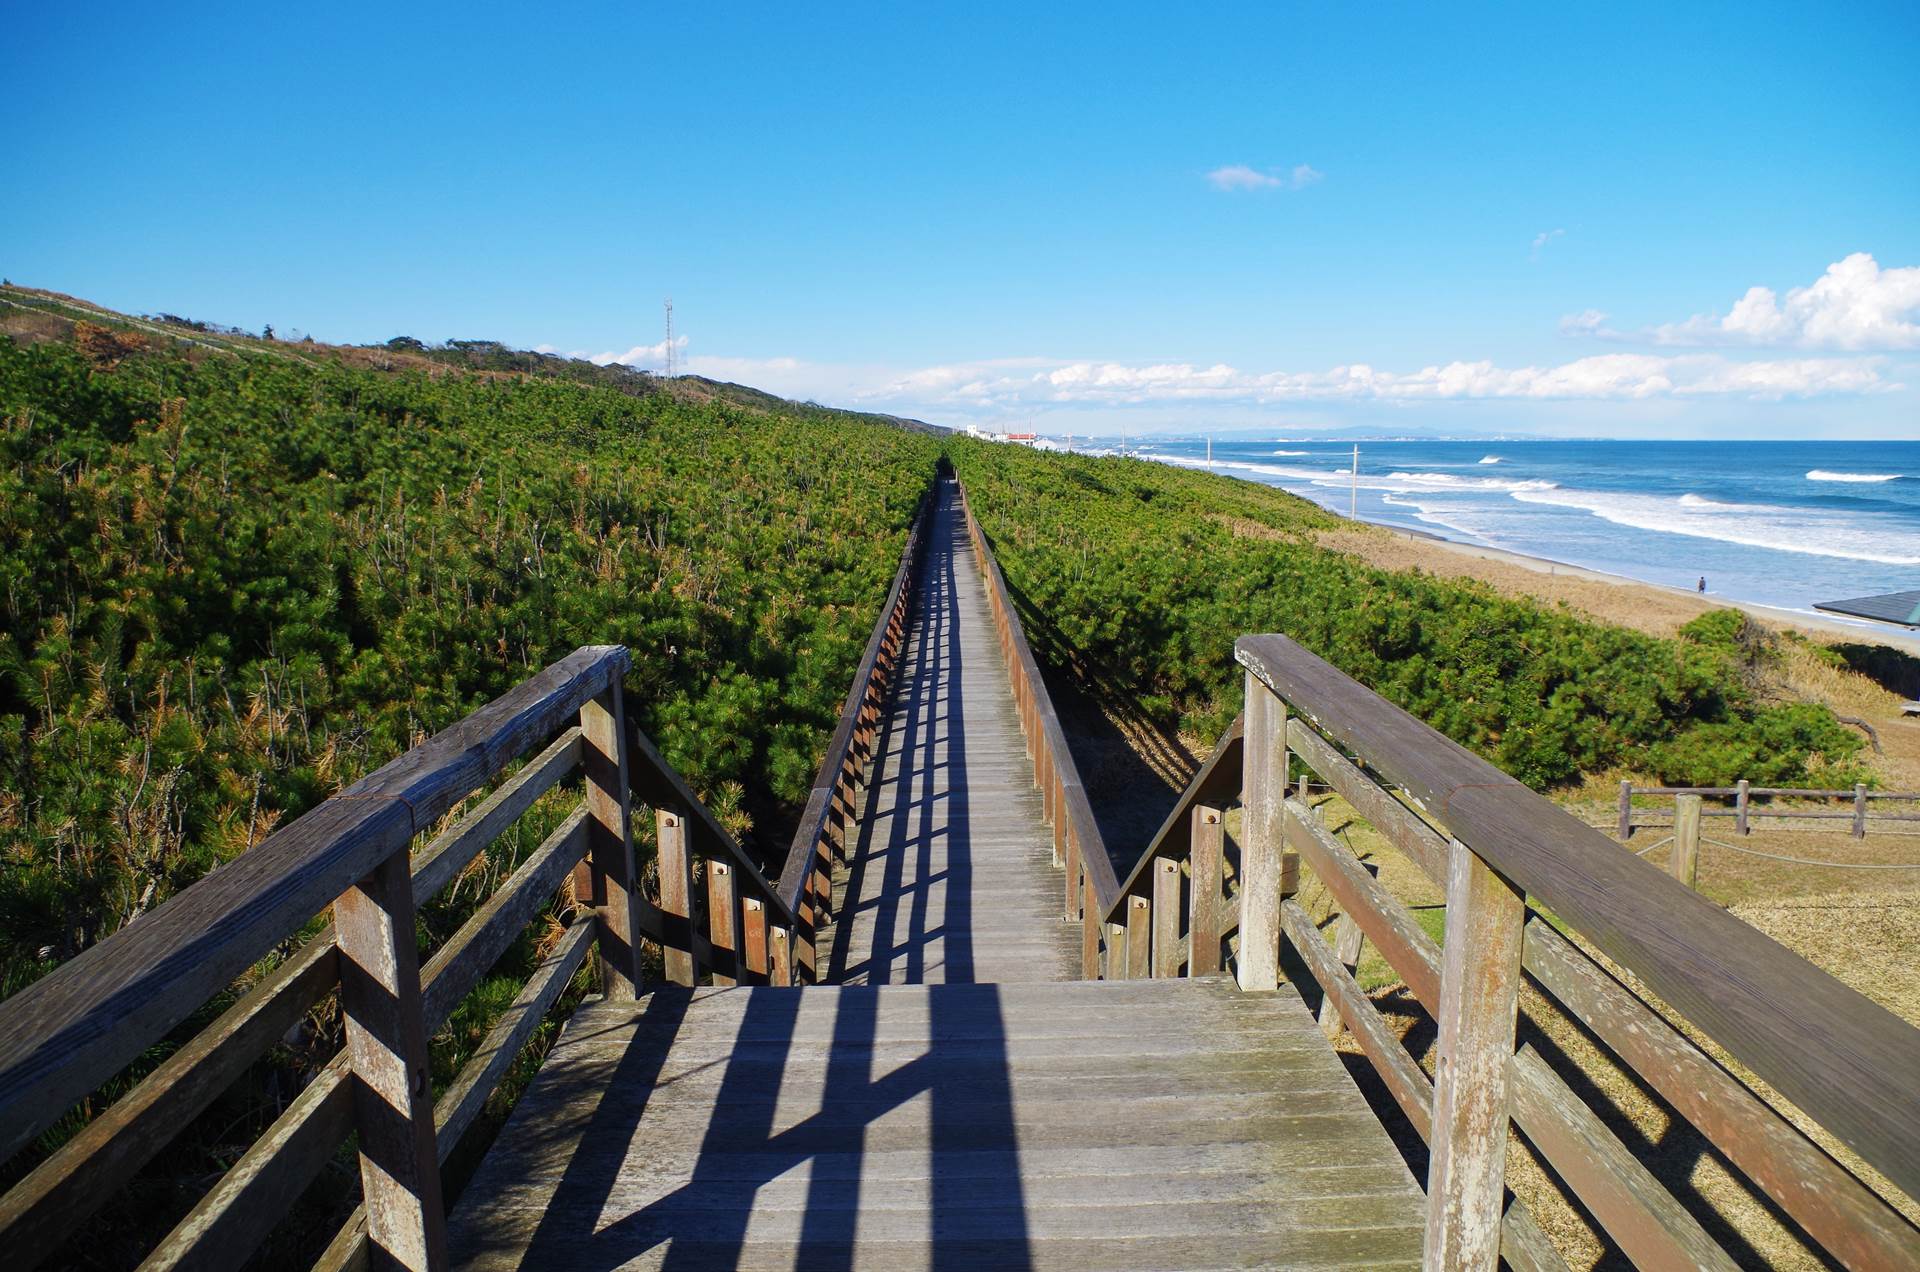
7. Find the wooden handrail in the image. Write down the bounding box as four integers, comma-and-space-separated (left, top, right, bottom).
0, 644, 628, 1166
953, 480, 1119, 919
1234, 631, 1920, 1206
775, 472, 938, 979
1102, 714, 1244, 926
626, 720, 795, 928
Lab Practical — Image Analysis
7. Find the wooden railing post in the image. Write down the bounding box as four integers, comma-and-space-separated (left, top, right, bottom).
741, 896, 769, 984
654, 808, 695, 986
1617, 779, 1633, 839
580, 686, 643, 999
1239, 672, 1286, 991
335, 851, 447, 1272
769, 924, 794, 986
1854, 783, 1869, 839
1152, 856, 1181, 979
1424, 839, 1525, 1272
1189, 805, 1224, 976
1735, 779, 1750, 835
1125, 893, 1151, 980
707, 859, 739, 986
1672, 793, 1702, 889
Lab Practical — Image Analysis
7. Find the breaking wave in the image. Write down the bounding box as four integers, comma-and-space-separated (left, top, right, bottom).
1806, 469, 1901, 483
1510, 487, 1920, 565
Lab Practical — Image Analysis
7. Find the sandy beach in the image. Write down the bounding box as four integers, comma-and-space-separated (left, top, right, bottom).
1320, 520, 1920, 657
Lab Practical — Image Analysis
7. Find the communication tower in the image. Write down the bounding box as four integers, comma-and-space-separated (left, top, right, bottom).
663, 298, 675, 377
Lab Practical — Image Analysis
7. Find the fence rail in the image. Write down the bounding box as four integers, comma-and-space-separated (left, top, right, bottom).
955, 474, 1920, 1271
774, 476, 935, 983
1618, 778, 1920, 839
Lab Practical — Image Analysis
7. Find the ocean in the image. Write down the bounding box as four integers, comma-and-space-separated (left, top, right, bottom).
1130, 438, 1920, 618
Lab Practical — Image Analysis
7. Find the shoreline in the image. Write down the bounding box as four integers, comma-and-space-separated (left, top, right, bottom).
1341, 513, 1920, 657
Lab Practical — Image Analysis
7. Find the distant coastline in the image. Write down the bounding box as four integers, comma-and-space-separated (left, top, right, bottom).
1130, 437, 1920, 625
1343, 514, 1920, 656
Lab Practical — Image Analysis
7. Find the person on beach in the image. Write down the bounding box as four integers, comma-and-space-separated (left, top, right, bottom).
1698, 576, 1706, 593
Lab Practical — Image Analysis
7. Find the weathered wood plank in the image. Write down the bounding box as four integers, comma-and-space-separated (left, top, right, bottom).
707, 860, 739, 988
1423, 841, 1524, 1272
1189, 804, 1225, 977
654, 808, 694, 987
0, 939, 337, 1268
142, 1057, 353, 1271
1280, 899, 1566, 1272
418, 806, 589, 1031
579, 687, 641, 1001
741, 897, 769, 984
335, 850, 447, 1272
1285, 717, 1448, 885
1510, 1046, 1738, 1271
1105, 717, 1245, 915
412, 727, 581, 907
1671, 793, 1701, 889
1282, 797, 1438, 1007
1125, 894, 1151, 981
1319, 913, 1364, 1042
1239, 676, 1285, 992
1153, 858, 1181, 980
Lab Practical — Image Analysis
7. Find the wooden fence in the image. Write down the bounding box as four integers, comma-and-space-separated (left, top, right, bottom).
1618, 779, 1920, 839
957, 479, 1920, 1271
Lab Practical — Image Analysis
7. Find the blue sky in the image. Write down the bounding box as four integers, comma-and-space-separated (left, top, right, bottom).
6, 3, 1917, 436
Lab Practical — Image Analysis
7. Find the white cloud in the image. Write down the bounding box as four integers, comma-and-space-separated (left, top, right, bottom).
538, 336, 688, 369
842, 351, 1891, 410
1206, 163, 1321, 192
1531, 228, 1565, 258
1558, 308, 1609, 336
584, 335, 686, 369
1568, 253, 1920, 351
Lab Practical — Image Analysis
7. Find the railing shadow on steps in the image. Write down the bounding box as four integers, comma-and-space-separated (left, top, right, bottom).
0, 475, 942, 1272
953, 475, 1920, 1272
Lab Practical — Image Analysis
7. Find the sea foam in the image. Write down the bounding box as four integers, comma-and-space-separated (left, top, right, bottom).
1511, 487, 1920, 566
1807, 469, 1901, 483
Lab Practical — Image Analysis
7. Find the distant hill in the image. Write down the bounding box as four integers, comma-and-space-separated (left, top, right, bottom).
0, 283, 946, 435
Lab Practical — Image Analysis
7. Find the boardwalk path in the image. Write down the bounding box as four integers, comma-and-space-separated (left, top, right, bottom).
448, 481, 1426, 1269
817, 483, 1081, 984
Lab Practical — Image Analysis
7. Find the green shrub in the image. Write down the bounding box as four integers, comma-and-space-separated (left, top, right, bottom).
947, 441, 1863, 790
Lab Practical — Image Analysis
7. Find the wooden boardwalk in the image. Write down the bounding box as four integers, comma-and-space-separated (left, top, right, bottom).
817, 487, 1080, 984
447, 482, 1426, 1269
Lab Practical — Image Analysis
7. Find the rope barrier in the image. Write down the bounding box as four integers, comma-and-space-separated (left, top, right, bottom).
1700, 836, 1920, 870
1633, 835, 1673, 858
